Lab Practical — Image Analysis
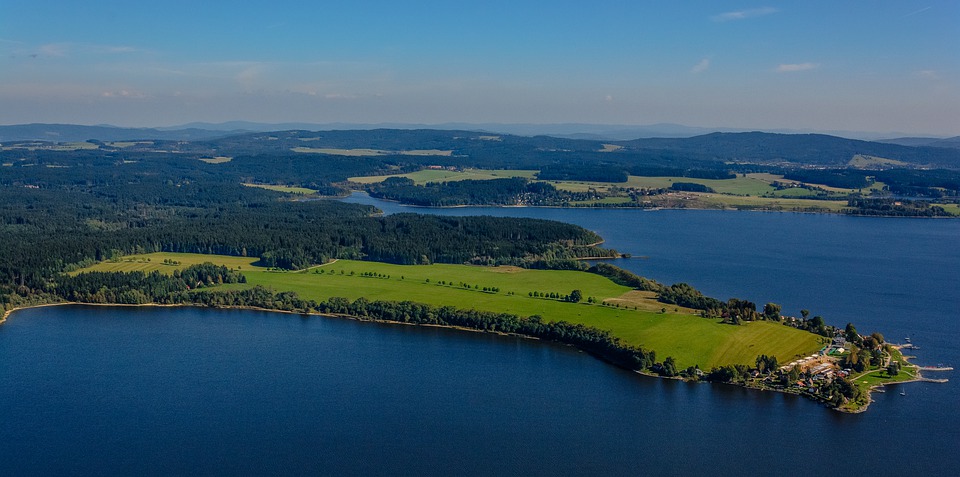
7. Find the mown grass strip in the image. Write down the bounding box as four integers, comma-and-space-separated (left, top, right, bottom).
81, 252, 823, 369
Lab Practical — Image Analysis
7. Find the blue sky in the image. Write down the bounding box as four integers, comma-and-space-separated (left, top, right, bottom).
1, 1, 957, 135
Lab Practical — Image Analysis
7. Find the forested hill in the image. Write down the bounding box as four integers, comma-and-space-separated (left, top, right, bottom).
0, 123, 243, 142
617, 132, 960, 167
200, 129, 960, 168
0, 183, 612, 304
5, 126, 958, 170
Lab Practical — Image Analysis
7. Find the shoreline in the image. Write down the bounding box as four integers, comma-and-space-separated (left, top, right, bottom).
1, 302, 545, 341
344, 191, 957, 219
4, 301, 932, 414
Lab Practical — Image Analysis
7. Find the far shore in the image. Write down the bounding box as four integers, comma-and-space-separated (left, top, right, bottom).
342, 191, 957, 219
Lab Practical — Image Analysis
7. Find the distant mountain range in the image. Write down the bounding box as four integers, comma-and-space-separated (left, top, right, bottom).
876, 136, 960, 149
0, 123, 245, 143
618, 132, 960, 167
3, 122, 956, 144
2, 123, 959, 170
161, 121, 955, 142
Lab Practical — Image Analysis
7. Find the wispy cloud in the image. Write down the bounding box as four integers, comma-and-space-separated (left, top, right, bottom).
39, 43, 69, 57
12, 42, 140, 59
904, 6, 932, 17
323, 93, 359, 100
104, 46, 137, 53
915, 69, 940, 80
712, 7, 777, 22
776, 62, 819, 73
691, 58, 710, 74
101, 89, 149, 99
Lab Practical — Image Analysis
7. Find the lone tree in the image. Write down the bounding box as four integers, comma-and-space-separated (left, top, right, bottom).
569, 289, 583, 303
662, 357, 678, 377
845, 323, 860, 344
887, 362, 900, 377
755, 354, 779, 374
763, 303, 782, 321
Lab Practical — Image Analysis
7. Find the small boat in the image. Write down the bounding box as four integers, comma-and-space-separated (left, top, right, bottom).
900, 390, 906, 396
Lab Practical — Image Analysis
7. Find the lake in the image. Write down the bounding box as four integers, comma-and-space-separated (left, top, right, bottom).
1, 195, 957, 475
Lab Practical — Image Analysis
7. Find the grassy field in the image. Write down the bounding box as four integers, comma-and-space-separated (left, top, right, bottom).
292, 147, 386, 156
292, 147, 453, 157
345, 170, 906, 215
940, 204, 960, 216
81, 252, 824, 369
349, 169, 863, 200
242, 183, 317, 194
848, 154, 910, 169
543, 175, 774, 195
855, 366, 917, 388
549, 173, 871, 197
572, 197, 635, 206
42, 142, 101, 151
689, 193, 848, 212
199, 156, 233, 164
349, 168, 538, 184
108, 141, 154, 148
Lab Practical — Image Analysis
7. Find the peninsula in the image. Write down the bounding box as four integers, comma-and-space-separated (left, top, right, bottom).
6, 249, 927, 412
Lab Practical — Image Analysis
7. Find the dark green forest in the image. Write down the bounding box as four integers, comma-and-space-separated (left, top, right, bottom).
3, 126, 958, 312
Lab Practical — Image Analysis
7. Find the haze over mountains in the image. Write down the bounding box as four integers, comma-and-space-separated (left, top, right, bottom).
3, 124, 958, 172
2, 122, 958, 146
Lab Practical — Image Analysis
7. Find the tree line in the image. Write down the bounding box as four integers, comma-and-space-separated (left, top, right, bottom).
24, 265, 663, 374
0, 182, 613, 309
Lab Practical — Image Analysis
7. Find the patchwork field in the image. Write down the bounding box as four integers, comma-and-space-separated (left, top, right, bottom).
350, 169, 873, 199
848, 154, 910, 169
242, 183, 317, 194
687, 193, 848, 212
349, 168, 538, 184
81, 252, 824, 369
199, 156, 233, 164
942, 203, 960, 215
348, 169, 955, 213
292, 147, 454, 156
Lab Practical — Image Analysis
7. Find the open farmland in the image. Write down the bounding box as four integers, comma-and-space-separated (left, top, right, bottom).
292, 147, 454, 156
242, 183, 317, 194
80, 252, 824, 369
349, 168, 538, 184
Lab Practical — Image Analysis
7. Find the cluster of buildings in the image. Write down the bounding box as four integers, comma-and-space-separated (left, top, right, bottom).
779, 336, 852, 387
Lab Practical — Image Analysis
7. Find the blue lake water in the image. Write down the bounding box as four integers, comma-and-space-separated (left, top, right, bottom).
1, 194, 958, 475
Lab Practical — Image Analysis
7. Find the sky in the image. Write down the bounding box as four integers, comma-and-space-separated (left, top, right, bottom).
1, 1, 958, 136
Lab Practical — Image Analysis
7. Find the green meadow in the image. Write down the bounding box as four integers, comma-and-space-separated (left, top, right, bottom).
346, 169, 900, 213
242, 183, 317, 194
82, 252, 823, 370
292, 147, 454, 157
349, 168, 538, 184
